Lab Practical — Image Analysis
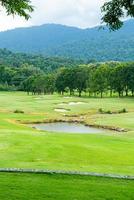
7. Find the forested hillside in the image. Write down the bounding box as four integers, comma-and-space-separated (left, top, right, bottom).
0, 49, 81, 72
0, 20, 133, 61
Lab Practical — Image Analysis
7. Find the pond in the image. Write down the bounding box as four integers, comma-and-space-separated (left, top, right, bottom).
30, 122, 103, 134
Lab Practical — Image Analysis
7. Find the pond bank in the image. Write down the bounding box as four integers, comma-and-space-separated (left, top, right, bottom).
22, 118, 127, 133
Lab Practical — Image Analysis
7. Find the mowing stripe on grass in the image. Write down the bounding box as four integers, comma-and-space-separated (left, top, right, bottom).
0, 168, 134, 180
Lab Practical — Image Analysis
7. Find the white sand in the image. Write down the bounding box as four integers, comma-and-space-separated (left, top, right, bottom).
68, 102, 86, 105
54, 108, 69, 112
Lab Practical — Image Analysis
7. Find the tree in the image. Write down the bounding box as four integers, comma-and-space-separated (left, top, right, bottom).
63, 68, 76, 96
42, 74, 55, 95
123, 63, 134, 96
74, 67, 89, 97
0, 65, 14, 85
91, 65, 108, 98
56, 68, 77, 95
106, 64, 116, 97
22, 75, 35, 94
55, 68, 67, 95
0, 0, 33, 19
112, 64, 124, 97
102, 0, 134, 30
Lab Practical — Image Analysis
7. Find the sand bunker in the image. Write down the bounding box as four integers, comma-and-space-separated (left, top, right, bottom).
54, 108, 69, 112
63, 97, 73, 99
68, 102, 86, 105
58, 103, 67, 106
34, 97, 44, 100
58, 102, 86, 106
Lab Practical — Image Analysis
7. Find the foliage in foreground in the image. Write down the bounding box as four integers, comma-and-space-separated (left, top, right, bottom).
0, 0, 33, 19
102, 0, 134, 30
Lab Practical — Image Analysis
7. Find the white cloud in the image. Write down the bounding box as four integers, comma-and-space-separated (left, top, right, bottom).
0, 0, 105, 31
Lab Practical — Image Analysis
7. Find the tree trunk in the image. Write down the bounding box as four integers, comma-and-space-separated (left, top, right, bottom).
101, 91, 103, 98
79, 90, 82, 97
110, 89, 113, 97
125, 89, 128, 97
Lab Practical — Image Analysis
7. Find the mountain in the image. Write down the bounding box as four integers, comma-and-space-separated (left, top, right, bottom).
0, 20, 133, 61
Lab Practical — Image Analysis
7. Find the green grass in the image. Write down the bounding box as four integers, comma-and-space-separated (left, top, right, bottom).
0, 92, 134, 199
0, 92, 134, 175
0, 172, 134, 200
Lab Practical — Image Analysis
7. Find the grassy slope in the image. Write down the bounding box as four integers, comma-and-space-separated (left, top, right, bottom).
0, 92, 134, 175
0, 173, 134, 200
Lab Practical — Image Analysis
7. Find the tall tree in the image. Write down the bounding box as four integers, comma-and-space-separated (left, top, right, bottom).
102, 0, 134, 30
112, 64, 124, 97
74, 67, 88, 97
55, 68, 66, 95
92, 65, 108, 98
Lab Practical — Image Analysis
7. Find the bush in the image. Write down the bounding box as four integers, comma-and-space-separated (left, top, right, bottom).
98, 108, 103, 113
14, 110, 24, 114
99, 108, 127, 114
118, 108, 127, 114
0, 84, 16, 91
105, 110, 112, 114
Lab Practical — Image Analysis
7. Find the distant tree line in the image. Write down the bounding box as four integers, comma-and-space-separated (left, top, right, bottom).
55, 63, 134, 97
1, 61, 134, 97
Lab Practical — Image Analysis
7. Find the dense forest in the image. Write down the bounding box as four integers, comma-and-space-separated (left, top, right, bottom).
0, 20, 133, 61
1, 55, 134, 97
0, 49, 82, 72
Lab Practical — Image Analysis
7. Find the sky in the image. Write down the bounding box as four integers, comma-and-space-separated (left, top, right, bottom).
0, 0, 106, 31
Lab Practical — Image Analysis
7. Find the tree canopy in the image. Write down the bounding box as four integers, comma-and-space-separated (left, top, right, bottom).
0, 60, 134, 97
102, 0, 134, 30
0, 0, 33, 19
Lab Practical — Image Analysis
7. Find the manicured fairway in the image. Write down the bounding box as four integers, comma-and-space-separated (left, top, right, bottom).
0, 92, 134, 199
0, 92, 134, 175
0, 173, 134, 200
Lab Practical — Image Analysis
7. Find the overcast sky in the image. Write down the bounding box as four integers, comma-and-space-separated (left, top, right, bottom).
0, 0, 105, 31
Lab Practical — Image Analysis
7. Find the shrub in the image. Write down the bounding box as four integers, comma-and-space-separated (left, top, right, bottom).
0, 84, 16, 91
98, 108, 103, 113
106, 110, 112, 114
99, 108, 127, 115
118, 108, 127, 114
98, 108, 112, 114
14, 110, 24, 114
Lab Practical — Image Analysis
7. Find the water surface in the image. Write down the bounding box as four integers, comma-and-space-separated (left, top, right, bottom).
31, 122, 103, 134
